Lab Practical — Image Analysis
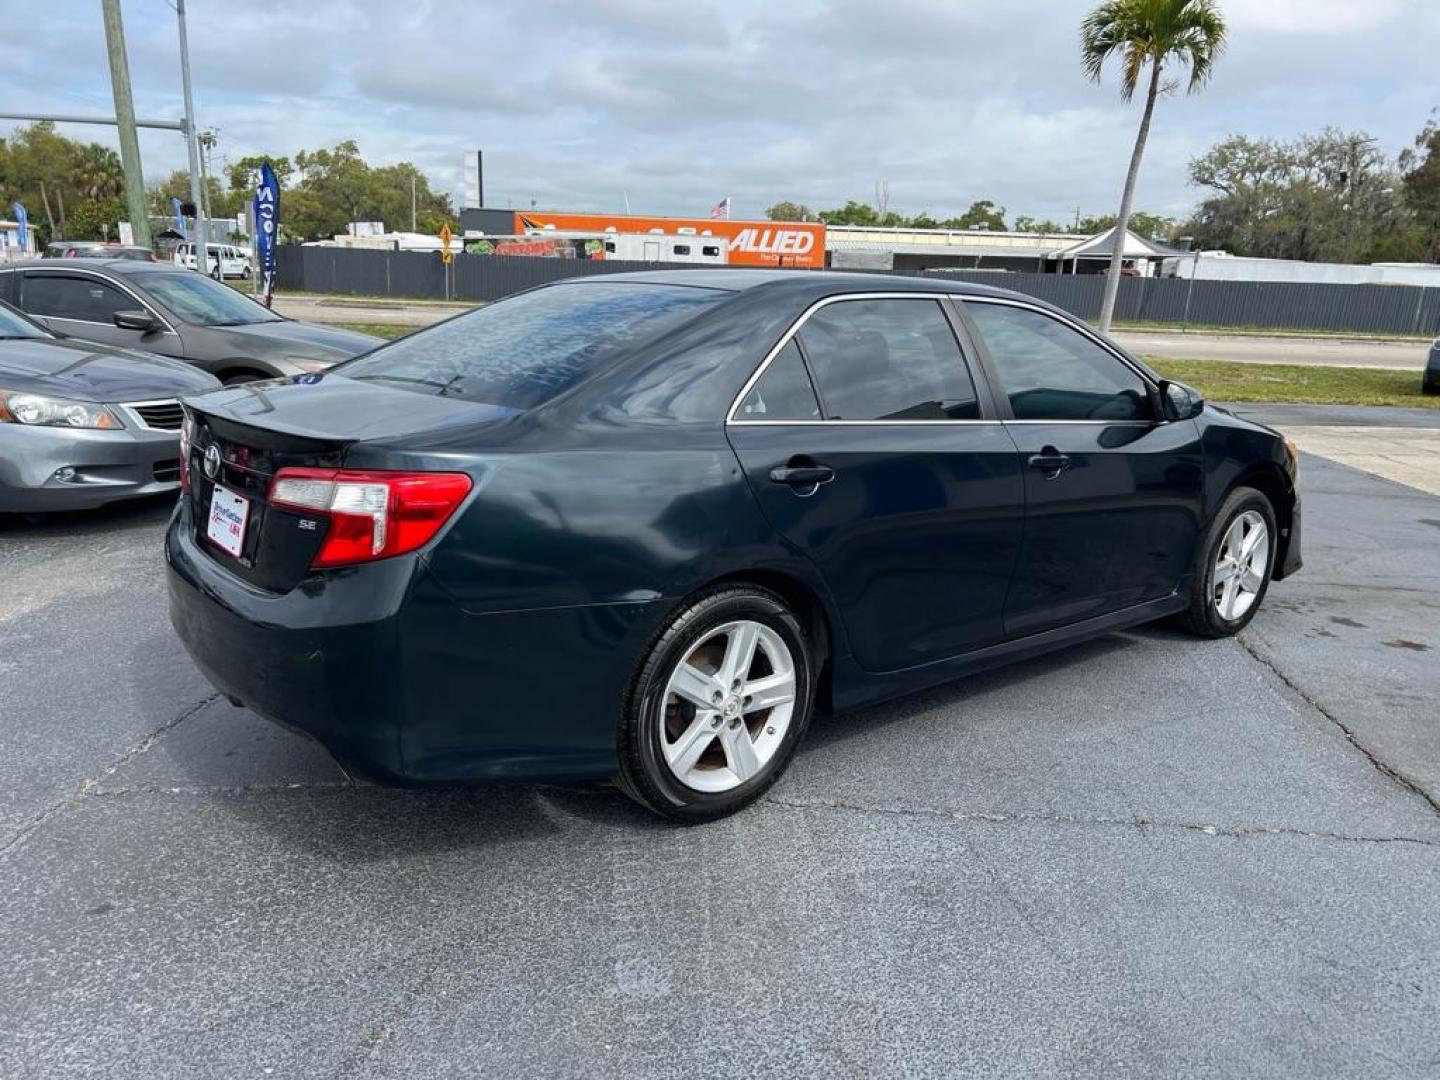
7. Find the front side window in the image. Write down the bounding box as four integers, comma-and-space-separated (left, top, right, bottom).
736, 340, 820, 420
964, 302, 1151, 421
338, 281, 726, 411
23, 274, 131, 323
798, 298, 979, 421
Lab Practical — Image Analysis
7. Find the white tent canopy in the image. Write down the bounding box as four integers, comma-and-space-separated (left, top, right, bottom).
1047, 226, 1185, 263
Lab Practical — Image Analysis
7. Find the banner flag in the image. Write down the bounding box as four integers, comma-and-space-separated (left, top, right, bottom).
10, 202, 27, 251
254, 161, 280, 306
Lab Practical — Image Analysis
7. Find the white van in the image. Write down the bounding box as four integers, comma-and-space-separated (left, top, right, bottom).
172, 242, 252, 279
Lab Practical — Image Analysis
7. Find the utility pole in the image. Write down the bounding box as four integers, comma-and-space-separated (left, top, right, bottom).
198, 130, 217, 240
411, 170, 417, 232
101, 0, 151, 247
175, 0, 209, 274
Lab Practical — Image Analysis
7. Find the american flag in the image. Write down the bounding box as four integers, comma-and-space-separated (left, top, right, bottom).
709, 196, 731, 220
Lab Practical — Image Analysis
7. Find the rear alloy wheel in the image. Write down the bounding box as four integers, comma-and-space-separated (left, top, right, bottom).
1177, 486, 1277, 638
618, 586, 814, 821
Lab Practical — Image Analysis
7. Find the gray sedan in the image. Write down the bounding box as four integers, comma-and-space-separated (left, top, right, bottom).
0, 259, 380, 384
0, 300, 219, 513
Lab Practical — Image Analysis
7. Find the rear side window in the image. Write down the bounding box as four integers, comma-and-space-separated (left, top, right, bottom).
798, 298, 979, 421
23, 274, 131, 322
736, 341, 820, 420
964, 302, 1151, 421
337, 282, 726, 411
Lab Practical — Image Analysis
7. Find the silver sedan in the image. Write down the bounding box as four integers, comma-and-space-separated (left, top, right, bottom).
0, 301, 219, 513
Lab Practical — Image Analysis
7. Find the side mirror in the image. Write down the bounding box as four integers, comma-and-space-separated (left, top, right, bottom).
113, 309, 158, 333
1159, 379, 1204, 421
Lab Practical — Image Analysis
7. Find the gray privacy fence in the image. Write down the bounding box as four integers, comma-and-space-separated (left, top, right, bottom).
275, 245, 695, 303
922, 271, 1440, 336
275, 246, 1440, 335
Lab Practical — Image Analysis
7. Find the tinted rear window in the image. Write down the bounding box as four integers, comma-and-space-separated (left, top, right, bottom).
336, 281, 725, 410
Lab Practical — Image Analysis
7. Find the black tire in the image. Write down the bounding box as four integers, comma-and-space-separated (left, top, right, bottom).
1176, 486, 1277, 638
221, 371, 268, 386
617, 585, 815, 823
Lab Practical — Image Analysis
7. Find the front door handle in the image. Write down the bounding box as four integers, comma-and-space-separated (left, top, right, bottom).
769, 464, 835, 488
1027, 447, 1071, 477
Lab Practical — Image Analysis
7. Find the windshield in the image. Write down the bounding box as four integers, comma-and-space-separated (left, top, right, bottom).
142, 272, 282, 327
336, 281, 726, 410
0, 300, 51, 339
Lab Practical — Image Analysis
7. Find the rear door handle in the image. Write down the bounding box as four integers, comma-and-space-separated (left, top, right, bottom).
1027, 449, 1071, 476
769, 465, 835, 489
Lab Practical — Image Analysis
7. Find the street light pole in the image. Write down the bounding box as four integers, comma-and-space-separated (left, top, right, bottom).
101, 0, 151, 248
175, 0, 209, 273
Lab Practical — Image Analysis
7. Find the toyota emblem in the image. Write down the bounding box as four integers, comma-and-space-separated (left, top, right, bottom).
203, 443, 221, 480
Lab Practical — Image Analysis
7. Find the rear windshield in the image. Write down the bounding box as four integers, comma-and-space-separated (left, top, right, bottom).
335, 281, 725, 410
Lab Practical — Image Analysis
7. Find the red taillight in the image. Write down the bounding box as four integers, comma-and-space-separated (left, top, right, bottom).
268, 467, 473, 568
179, 412, 193, 493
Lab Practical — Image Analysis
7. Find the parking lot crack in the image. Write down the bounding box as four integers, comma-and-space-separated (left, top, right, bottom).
0, 691, 220, 859
1237, 633, 1440, 818
762, 794, 1440, 848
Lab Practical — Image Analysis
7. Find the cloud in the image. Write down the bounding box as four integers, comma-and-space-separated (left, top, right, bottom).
1221, 0, 1408, 34
0, 0, 1435, 226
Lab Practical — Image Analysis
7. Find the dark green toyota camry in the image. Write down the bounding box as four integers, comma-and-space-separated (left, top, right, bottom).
167, 270, 1301, 821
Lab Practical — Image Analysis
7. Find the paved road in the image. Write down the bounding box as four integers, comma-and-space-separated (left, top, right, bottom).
274, 295, 1432, 370
1234, 402, 1440, 497
274, 295, 471, 328
1113, 330, 1428, 371
3, 420, 1438, 1078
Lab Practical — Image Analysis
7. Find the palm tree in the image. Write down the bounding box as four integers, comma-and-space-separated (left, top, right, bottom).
1082, 0, 1227, 331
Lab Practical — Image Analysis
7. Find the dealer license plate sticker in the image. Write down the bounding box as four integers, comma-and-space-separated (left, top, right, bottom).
207, 486, 250, 559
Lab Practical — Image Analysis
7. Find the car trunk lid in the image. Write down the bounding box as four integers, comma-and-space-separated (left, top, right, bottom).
184, 375, 512, 592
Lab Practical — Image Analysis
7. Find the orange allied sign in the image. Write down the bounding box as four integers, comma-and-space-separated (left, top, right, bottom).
514, 211, 826, 269
439, 223, 454, 263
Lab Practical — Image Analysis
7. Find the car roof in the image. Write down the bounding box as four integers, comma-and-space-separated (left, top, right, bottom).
560, 267, 1032, 302
2, 257, 173, 274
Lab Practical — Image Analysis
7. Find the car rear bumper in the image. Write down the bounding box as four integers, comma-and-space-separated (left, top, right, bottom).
165, 503, 656, 783
0, 423, 181, 513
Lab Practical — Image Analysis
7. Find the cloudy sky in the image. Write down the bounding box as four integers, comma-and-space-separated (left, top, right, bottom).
4, 0, 1437, 225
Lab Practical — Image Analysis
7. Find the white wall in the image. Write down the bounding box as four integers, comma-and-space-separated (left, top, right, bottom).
1179, 253, 1440, 287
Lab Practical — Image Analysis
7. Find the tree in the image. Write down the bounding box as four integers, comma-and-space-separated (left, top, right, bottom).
942, 199, 1007, 231
1081, 0, 1226, 330
227, 155, 293, 193
1076, 210, 1177, 241
150, 168, 231, 220
1186, 130, 1416, 263
766, 200, 815, 222
0, 122, 126, 242
1400, 111, 1440, 263
1014, 215, 1069, 233
820, 200, 866, 225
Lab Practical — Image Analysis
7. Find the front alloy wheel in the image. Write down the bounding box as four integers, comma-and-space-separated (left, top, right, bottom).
1178, 486, 1277, 638
1212, 510, 1269, 622
619, 585, 814, 821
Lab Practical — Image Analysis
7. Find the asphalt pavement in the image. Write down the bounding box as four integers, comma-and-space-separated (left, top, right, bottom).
2, 412, 1438, 1079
